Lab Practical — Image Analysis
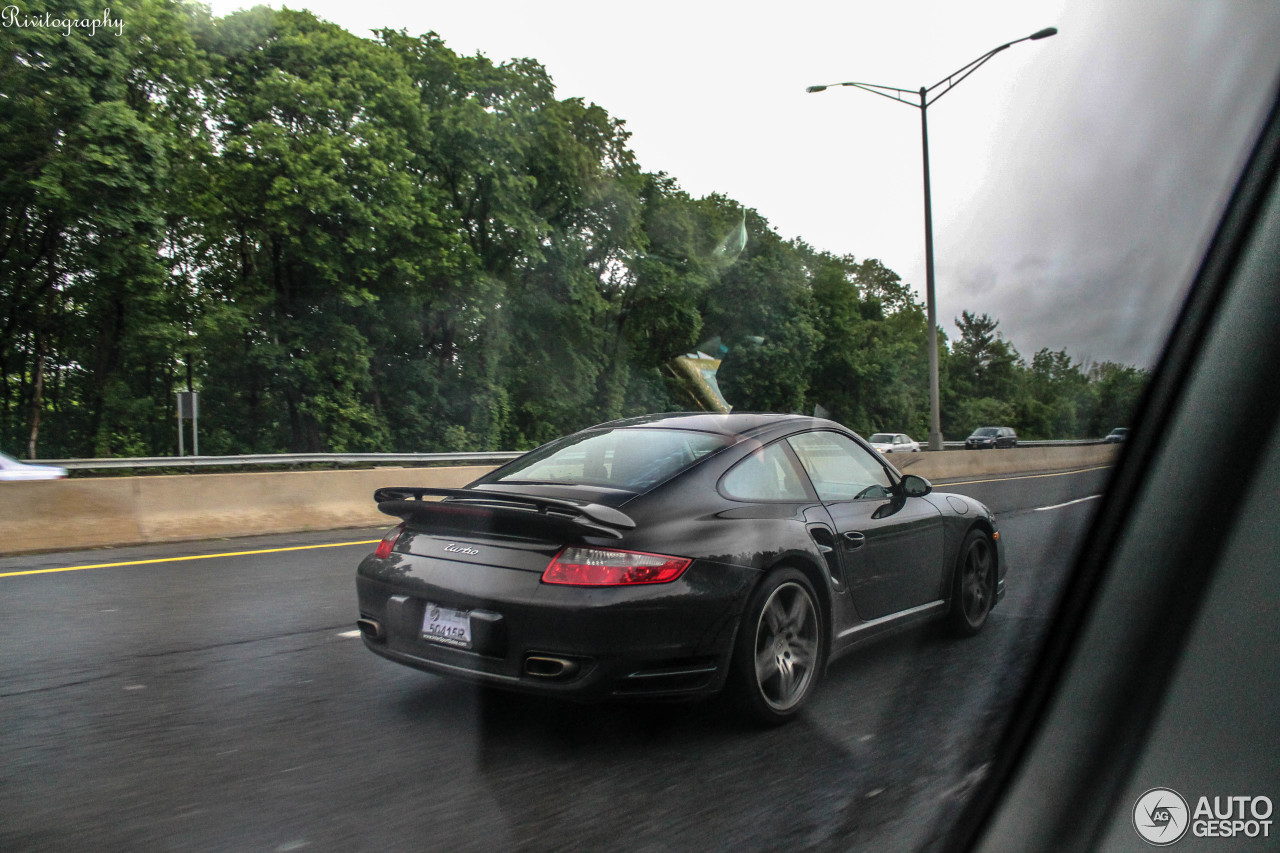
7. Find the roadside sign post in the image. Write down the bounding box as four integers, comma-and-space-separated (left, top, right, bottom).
177, 391, 199, 457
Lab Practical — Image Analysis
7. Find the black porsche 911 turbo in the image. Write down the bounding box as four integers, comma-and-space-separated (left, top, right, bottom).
356, 413, 1005, 724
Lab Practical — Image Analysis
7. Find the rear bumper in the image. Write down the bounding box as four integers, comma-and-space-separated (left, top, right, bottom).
356, 552, 757, 700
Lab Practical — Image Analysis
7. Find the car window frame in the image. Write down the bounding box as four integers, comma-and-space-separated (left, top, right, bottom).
956, 70, 1280, 853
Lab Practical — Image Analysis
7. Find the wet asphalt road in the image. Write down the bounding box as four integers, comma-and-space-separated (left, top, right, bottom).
0, 467, 1109, 852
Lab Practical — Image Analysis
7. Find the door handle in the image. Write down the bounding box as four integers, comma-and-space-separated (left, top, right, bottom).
843, 531, 866, 549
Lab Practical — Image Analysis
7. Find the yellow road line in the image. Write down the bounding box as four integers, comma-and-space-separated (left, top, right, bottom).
940, 464, 1113, 487
0, 540, 381, 579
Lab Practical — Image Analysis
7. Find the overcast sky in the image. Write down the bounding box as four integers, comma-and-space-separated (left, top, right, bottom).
206, 0, 1280, 367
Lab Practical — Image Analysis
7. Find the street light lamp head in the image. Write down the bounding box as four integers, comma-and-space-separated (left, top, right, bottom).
1029, 27, 1058, 40
806, 85, 828, 93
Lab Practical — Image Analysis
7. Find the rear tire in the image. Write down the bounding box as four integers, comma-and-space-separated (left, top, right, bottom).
730, 568, 824, 725
949, 529, 996, 636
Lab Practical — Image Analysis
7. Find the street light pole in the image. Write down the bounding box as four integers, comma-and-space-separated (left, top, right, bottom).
807, 27, 1057, 451
918, 84, 941, 453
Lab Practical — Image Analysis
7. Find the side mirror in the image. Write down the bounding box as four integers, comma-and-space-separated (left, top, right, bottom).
901, 474, 932, 497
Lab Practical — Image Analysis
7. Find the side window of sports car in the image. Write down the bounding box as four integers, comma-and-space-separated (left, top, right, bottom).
720, 441, 810, 502
788, 431, 894, 502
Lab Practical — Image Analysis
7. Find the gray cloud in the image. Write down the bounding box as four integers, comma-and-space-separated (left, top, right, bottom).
938, 1, 1280, 366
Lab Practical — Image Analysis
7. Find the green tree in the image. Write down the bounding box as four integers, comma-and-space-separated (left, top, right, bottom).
192, 8, 431, 452
1, 0, 208, 457
1085, 361, 1148, 436
0, 5, 1155, 461
1018, 348, 1091, 439
702, 204, 818, 414
807, 252, 930, 435
944, 311, 1022, 436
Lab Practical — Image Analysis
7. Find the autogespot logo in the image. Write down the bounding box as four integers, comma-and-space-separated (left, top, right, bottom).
1134, 788, 1190, 846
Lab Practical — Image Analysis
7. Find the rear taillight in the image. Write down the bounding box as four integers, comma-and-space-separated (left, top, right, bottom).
375, 524, 404, 559
542, 547, 691, 586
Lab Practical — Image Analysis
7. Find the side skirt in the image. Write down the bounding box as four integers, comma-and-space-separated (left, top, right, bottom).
828, 600, 948, 664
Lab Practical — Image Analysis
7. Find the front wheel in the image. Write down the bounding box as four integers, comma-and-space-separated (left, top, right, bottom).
730, 568, 824, 725
948, 529, 996, 636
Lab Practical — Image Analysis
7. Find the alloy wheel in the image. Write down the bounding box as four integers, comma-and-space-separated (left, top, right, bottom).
753, 581, 820, 712
961, 536, 994, 626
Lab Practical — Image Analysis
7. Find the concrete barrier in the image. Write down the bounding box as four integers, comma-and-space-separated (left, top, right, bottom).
888, 443, 1119, 480
0, 445, 1120, 556
1, 466, 492, 556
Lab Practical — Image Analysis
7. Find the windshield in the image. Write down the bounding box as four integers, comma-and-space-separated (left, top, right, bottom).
973, 428, 1000, 437
868, 433, 895, 443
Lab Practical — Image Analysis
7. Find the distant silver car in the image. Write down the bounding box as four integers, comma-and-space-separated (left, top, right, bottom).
867, 433, 921, 453
0, 451, 67, 481
1104, 427, 1128, 443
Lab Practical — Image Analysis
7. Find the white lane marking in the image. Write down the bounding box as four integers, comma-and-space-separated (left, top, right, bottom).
337, 630, 362, 638
941, 464, 1112, 487
1033, 494, 1103, 512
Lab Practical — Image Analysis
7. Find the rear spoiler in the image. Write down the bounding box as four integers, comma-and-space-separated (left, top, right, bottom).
373, 487, 636, 541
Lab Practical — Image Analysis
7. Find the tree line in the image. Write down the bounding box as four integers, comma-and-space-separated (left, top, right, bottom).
1, 1, 1145, 459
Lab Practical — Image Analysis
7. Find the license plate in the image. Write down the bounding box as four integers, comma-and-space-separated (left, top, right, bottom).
421, 602, 472, 648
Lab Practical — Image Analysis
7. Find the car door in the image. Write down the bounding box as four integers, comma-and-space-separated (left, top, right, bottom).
787, 430, 945, 621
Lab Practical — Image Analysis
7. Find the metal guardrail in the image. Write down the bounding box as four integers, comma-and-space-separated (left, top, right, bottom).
32, 441, 1106, 472
36, 451, 524, 471
941, 440, 1103, 449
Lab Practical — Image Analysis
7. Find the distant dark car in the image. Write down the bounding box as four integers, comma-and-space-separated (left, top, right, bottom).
1103, 427, 1128, 443
356, 413, 1005, 724
964, 426, 1018, 449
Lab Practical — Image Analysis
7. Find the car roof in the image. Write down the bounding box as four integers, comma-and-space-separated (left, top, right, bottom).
590, 411, 843, 441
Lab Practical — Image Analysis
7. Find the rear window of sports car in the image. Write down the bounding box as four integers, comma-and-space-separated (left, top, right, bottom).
478, 428, 729, 492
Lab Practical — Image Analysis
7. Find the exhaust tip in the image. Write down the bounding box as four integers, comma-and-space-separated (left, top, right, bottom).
356, 618, 384, 642
525, 655, 579, 679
